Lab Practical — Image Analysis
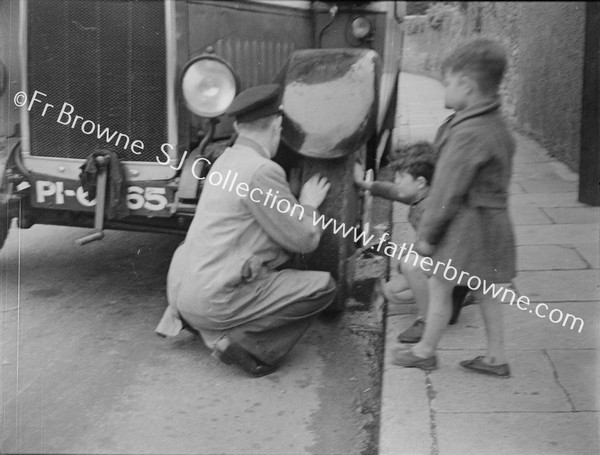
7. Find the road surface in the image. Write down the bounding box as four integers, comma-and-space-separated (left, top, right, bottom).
1, 220, 384, 454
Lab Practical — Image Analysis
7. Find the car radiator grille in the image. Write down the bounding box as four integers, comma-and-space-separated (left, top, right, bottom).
27, 0, 167, 162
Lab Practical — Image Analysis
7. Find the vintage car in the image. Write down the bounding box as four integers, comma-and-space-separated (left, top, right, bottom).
0, 0, 405, 308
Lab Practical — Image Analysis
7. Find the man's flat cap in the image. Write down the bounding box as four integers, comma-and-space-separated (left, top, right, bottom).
226, 84, 282, 123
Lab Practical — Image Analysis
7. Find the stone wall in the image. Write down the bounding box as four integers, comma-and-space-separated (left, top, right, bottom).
402, 2, 586, 171
514, 3, 585, 171
402, 11, 466, 80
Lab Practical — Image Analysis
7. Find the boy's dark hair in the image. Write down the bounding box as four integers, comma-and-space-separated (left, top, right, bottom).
391, 141, 436, 184
441, 37, 507, 95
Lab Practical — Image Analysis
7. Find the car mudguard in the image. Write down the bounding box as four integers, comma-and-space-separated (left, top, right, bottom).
279, 48, 381, 160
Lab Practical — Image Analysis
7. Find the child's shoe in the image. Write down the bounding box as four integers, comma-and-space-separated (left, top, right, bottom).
391, 346, 437, 370
396, 317, 425, 343
459, 356, 511, 378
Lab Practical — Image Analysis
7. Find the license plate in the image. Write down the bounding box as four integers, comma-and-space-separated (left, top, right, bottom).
31, 177, 175, 217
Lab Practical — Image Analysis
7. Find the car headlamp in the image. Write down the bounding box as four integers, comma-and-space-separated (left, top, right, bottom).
350, 16, 372, 40
181, 55, 238, 118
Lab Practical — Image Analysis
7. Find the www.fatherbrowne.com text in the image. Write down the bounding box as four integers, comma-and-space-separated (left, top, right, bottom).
206, 168, 585, 334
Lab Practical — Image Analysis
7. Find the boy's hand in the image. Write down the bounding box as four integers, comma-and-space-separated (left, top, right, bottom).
354, 162, 370, 190
415, 239, 435, 257
299, 174, 330, 208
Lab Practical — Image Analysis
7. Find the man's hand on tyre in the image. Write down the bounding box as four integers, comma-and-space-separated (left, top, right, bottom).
299, 174, 330, 209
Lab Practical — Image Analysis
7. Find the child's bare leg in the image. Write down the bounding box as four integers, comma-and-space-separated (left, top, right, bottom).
395, 256, 429, 343
382, 273, 412, 303
412, 274, 453, 358
401, 258, 429, 318
474, 289, 507, 364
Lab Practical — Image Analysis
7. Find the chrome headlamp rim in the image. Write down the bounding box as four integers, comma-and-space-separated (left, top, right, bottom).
350, 15, 373, 40
180, 54, 239, 118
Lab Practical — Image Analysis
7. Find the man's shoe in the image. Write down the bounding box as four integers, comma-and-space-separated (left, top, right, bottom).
212, 336, 277, 378
396, 318, 425, 343
391, 346, 437, 371
459, 356, 511, 378
180, 315, 200, 336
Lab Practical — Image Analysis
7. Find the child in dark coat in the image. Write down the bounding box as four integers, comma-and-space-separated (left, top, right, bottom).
392, 38, 516, 377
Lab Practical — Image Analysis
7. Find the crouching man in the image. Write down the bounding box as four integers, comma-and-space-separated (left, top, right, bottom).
156, 84, 336, 377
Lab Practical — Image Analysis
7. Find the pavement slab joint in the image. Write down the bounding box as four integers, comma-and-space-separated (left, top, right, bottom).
425, 372, 439, 455
542, 349, 577, 412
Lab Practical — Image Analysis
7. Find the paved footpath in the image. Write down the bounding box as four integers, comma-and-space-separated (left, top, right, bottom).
379, 72, 599, 455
